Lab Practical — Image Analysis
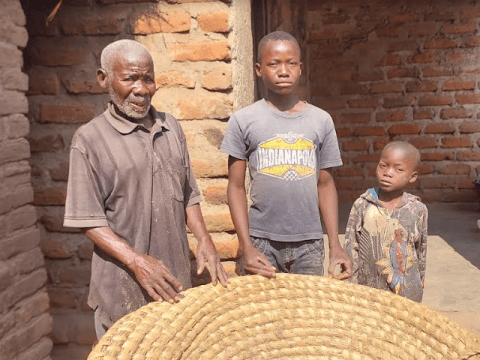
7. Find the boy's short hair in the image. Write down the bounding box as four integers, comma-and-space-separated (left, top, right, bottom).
257, 31, 301, 63
382, 141, 421, 170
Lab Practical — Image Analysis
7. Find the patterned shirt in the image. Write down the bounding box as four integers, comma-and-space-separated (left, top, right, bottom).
345, 188, 428, 302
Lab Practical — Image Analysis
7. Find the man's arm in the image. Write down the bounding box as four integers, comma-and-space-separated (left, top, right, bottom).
185, 203, 228, 286
83, 227, 183, 303
317, 168, 352, 279
227, 156, 275, 278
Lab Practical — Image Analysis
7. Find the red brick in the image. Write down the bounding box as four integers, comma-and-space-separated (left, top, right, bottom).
406, 51, 438, 64
376, 110, 405, 122
387, 68, 416, 79
336, 127, 351, 137
331, 70, 352, 82
383, 95, 415, 108
315, 99, 346, 111
456, 93, 480, 104
62, 75, 107, 94
33, 187, 67, 206
191, 158, 227, 178
29, 135, 64, 153
417, 163, 435, 175
340, 112, 371, 124
375, 54, 401, 67
441, 137, 473, 148
40, 105, 95, 124
309, 29, 336, 41
198, 11, 230, 33
425, 11, 456, 21
443, 23, 476, 35
177, 95, 231, 120
442, 80, 475, 91
311, 85, 331, 97
203, 185, 227, 205
424, 123, 455, 134
388, 123, 421, 135
421, 151, 454, 161
351, 153, 380, 163
78, 240, 94, 260
203, 212, 234, 232
27, 68, 59, 95
461, 36, 480, 48
376, 25, 402, 38
203, 128, 224, 149
202, 67, 232, 90
422, 66, 454, 77
445, 50, 476, 63
370, 82, 403, 93
334, 167, 364, 177
417, 95, 453, 106
460, 121, 480, 133
414, 109, 433, 120
457, 150, 480, 161
354, 71, 384, 82
342, 140, 369, 151
26, 38, 86, 66
49, 162, 69, 182
458, 178, 476, 189
438, 164, 471, 175
40, 215, 79, 233
408, 23, 437, 37
341, 83, 368, 95
48, 289, 77, 309
373, 139, 389, 151
171, 41, 230, 62
460, 7, 480, 20
406, 80, 437, 92
156, 71, 196, 89
424, 38, 456, 49
387, 41, 418, 52
133, 12, 190, 34
348, 98, 379, 108
41, 237, 72, 259
61, 15, 121, 35
352, 126, 385, 137
421, 176, 457, 189
440, 108, 471, 119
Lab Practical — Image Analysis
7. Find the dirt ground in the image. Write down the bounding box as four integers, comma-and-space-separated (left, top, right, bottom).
328, 201, 480, 335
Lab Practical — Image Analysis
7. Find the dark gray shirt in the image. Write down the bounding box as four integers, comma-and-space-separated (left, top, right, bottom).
64, 103, 201, 327
220, 99, 342, 242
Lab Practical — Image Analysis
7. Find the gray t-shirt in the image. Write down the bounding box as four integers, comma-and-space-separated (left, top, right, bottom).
221, 99, 342, 242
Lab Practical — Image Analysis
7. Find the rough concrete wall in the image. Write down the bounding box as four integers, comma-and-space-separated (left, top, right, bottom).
23, 0, 251, 358
0, 0, 53, 359
267, 0, 480, 202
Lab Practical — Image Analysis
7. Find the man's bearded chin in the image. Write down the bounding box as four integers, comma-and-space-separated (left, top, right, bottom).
109, 88, 151, 120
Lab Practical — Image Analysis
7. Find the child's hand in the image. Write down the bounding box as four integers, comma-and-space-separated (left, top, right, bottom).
328, 246, 353, 280
242, 245, 276, 278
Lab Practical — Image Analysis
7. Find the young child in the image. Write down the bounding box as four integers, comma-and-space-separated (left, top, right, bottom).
345, 141, 428, 302
221, 31, 351, 279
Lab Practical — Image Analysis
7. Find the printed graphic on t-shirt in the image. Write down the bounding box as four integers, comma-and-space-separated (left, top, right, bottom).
257, 131, 316, 181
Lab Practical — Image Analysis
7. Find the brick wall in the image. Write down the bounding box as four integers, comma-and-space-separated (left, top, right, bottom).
0, 1, 53, 359
266, 0, 480, 203
23, 0, 251, 358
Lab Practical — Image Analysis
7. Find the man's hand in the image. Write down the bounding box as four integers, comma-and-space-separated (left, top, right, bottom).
196, 238, 228, 287
131, 253, 184, 303
328, 245, 353, 280
242, 245, 276, 278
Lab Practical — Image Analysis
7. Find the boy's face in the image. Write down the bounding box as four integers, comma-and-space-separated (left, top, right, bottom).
255, 40, 302, 96
376, 147, 418, 194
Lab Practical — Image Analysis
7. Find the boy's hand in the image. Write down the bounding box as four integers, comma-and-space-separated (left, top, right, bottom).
328, 246, 353, 280
196, 237, 229, 287
242, 245, 276, 278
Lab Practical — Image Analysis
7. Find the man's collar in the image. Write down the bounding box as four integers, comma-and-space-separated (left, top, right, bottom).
105, 101, 169, 134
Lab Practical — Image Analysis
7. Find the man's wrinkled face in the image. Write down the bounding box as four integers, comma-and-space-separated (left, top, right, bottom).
107, 53, 156, 120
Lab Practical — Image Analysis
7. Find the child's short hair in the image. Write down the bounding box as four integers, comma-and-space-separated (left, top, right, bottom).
382, 141, 421, 170
257, 31, 301, 63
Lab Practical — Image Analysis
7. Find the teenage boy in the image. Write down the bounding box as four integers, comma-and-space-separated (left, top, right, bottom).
221, 31, 352, 278
345, 141, 428, 302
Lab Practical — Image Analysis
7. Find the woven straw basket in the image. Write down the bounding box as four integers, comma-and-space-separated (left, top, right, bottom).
89, 274, 480, 360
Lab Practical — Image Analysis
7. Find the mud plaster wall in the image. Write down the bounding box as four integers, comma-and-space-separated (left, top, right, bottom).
265, 0, 480, 203
23, 0, 253, 358
0, 0, 53, 359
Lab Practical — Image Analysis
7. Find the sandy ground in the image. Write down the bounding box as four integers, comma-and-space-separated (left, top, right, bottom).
326, 201, 480, 335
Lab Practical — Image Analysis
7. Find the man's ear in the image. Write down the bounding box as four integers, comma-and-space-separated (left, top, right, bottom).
409, 170, 418, 183
255, 63, 262, 77
96, 68, 108, 88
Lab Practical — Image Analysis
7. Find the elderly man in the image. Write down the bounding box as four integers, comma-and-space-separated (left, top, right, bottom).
64, 39, 227, 339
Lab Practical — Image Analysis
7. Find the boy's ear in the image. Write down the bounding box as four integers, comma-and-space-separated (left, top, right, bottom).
96, 68, 108, 88
409, 170, 418, 183
255, 63, 262, 77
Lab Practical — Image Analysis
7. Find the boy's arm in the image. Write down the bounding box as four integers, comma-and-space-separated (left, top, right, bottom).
317, 168, 352, 279
227, 156, 275, 278
416, 206, 428, 288
344, 202, 360, 283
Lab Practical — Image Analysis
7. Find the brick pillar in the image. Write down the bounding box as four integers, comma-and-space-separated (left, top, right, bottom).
0, 0, 53, 359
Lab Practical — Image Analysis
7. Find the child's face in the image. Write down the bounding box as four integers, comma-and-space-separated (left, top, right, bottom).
255, 40, 302, 96
376, 147, 418, 194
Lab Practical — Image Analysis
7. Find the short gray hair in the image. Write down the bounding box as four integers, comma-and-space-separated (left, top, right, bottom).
100, 39, 152, 75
